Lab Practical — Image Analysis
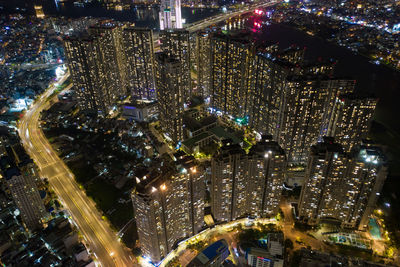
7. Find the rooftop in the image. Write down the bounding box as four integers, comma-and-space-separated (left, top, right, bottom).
311, 137, 344, 154
249, 136, 285, 157
209, 126, 242, 145
188, 239, 229, 266
155, 52, 180, 64
182, 131, 213, 149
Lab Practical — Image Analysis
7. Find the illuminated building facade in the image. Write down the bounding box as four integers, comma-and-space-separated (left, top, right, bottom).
6, 171, 46, 231
246, 136, 287, 217
278, 78, 355, 163
195, 32, 211, 98
131, 159, 205, 261
64, 21, 128, 114
211, 137, 286, 222
275, 46, 305, 64
160, 29, 191, 101
34, 5, 45, 19
154, 52, 186, 143
89, 21, 128, 98
211, 142, 246, 222
323, 93, 377, 152
249, 53, 293, 138
299, 138, 387, 230
349, 145, 387, 230
122, 27, 156, 99
159, 0, 182, 30
210, 34, 255, 117
64, 34, 111, 113
223, 45, 337, 140
0, 153, 46, 231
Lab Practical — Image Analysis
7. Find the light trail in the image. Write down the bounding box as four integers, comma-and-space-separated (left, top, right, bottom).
18, 73, 137, 267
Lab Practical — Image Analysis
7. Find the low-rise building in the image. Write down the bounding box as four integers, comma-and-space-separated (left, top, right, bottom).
122, 100, 158, 122
187, 239, 230, 267
246, 233, 284, 267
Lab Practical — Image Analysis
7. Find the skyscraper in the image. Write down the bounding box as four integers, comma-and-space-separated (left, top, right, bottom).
132, 158, 205, 261
220, 46, 337, 140
298, 137, 387, 230
154, 52, 186, 142
122, 27, 156, 99
160, 29, 192, 101
195, 32, 212, 98
247, 136, 287, 217
211, 141, 246, 222
349, 144, 387, 230
211, 137, 286, 222
323, 93, 377, 152
64, 34, 110, 113
210, 33, 255, 117
249, 52, 293, 138
64, 21, 130, 114
159, 0, 182, 30
1, 156, 46, 231
89, 21, 127, 98
278, 77, 355, 163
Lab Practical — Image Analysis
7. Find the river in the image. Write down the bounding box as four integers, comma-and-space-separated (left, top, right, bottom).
1, 0, 221, 30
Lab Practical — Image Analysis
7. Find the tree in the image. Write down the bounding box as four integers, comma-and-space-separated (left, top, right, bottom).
186, 240, 206, 252
132, 247, 142, 257
284, 238, 294, 250
166, 256, 181, 267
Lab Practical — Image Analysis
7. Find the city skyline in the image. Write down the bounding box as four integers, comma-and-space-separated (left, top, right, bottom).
1, 0, 399, 266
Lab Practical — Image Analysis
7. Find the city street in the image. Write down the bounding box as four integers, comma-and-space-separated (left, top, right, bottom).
159, 201, 336, 267
158, 218, 275, 267
18, 74, 137, 267
280, 201, 332, 251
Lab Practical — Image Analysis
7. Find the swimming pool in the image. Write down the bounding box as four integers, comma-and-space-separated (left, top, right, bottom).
369, 218, 382, 240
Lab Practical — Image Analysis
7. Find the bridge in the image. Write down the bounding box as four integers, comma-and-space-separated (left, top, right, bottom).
153, 0, 280, 49
185, 0, 280, 32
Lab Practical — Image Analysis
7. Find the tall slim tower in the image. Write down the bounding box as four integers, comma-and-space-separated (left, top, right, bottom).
211, 142, 246, 222
211, 137, 286, 222
89, 21, 128, 98
122, 27, 156, 99
298, 137, 347, 226
299, 138, 387, 229
159, 0, 182, 30
132, 159, 205, 261
160, 29, 191, 101
349, 144, 387, 230
154, 52, 186, 143
196, 32, 212, 98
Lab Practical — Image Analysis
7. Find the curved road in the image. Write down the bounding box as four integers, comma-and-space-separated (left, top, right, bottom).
18, 74, 136, 267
